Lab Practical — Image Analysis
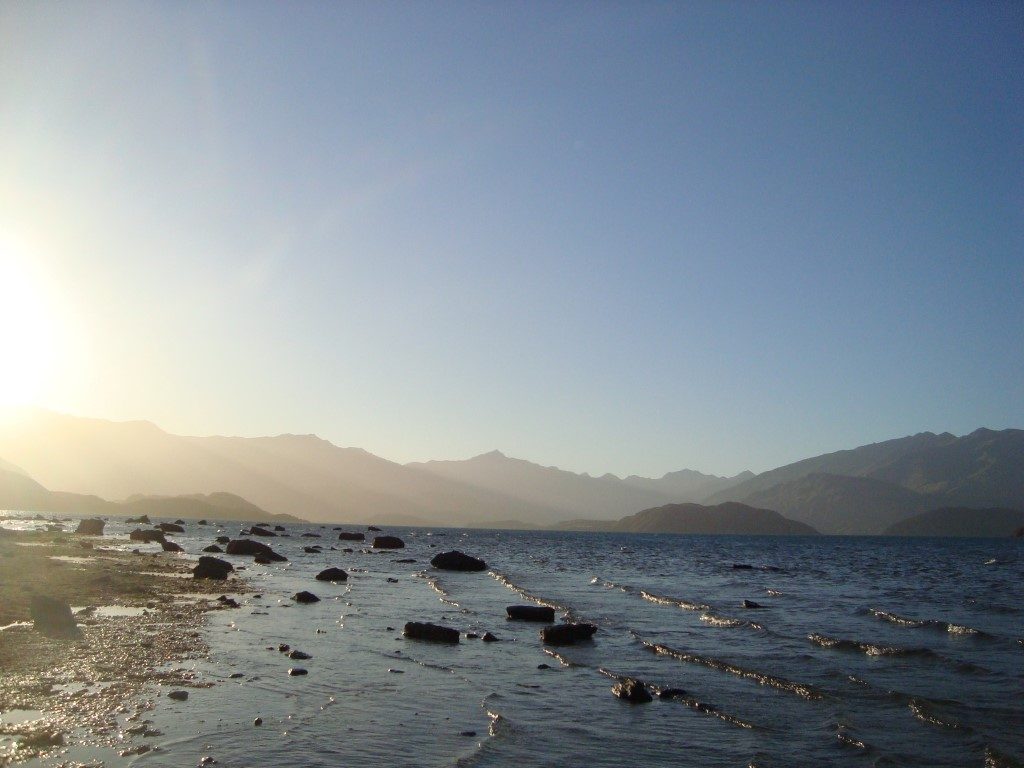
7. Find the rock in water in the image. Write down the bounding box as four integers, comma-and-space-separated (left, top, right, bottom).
506, 605, 555, 622
315, 567, 348, 582
126, 514, 151, 524
540, 623, 598, 646
742, 600, 763, 609
372, 536, 405, 549
612, 679, 652, 703
657, 688, 686, 700
129, 528, 166, 544
403, 622, 460, 643
75, 518, 105, 536
30, 595, 79, 637
225, 539, 288, 561
292, 591, 320, 604
249, 526, 277, 537
202, 544, 223, 553
167, 690, 189, 701
161, 540, 184, 552
193, 556, 234, 580
215, 536, 230, 544
156, 522, 185, 533
430, 551, 487, 571
337, 532, 365, 541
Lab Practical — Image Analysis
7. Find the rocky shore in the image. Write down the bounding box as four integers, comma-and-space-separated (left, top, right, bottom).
0, 522, 248, 764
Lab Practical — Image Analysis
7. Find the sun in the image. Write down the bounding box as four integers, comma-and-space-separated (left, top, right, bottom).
0, 251, 60, 407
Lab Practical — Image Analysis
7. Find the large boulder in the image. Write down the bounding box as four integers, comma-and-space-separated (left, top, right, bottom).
193, 556, 234, 580
430, 551, 487, 572
316, 567, 348, 582
129, 528, 166, 544
337, 532, 365, 542
403, 622, 459, 643
372, 536, 405, 549
161, 540, 184, 553
292, 591, 320, 604
506, 605, 555, 622
612, 678, 652, 703
156, 522, 184, 533
75, 518, 105, 536
540, 623, 598, 646
225, 539, 288, 562
29, 595, 79, 637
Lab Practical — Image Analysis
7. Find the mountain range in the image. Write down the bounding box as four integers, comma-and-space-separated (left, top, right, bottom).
0, 408, 1020, 535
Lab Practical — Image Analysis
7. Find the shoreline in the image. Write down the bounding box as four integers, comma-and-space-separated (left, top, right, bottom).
0, 521, 249, 765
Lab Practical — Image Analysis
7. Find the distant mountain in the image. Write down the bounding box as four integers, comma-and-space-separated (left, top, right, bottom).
555, 501, 817, 536
740, 473, 933, 535
705, 429, 1024, 534
620, 468, 754, 502
883, 507, 1024, 538
121, 492, 300, 523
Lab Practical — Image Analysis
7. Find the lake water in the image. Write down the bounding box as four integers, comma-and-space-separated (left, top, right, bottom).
7, 516, 1024, 767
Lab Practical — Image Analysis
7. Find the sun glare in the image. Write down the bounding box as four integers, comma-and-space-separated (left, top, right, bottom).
0, 250, 60, 407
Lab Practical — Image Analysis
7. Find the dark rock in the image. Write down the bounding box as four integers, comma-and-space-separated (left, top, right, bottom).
612, 678, 652, 703
288, 650, 311, 660
197, 519, 207, 525
430, 550, 487, 572
156, 522, 185, 533
126, 514, 151, 524
337, 532, 365, 541
742, 600, 763, 609
130, 528, 166, 544
537, 663, 551, 670
403, 622, 459, 643
278, 644, 290, 652
482, 632, 499, 642
303, 546, 322, 554
215, 536, 230, 544
540, 623, 597, 646
342, 548, 353, 553
315, 567, 348, 582
229, 673, 243, 678
460, 731, 477, 737
292, 590, 320, 604
29, 595, 79, 637
248, 526, 277, 537
506, 605, 555, 622
302, 533, 321, 538
193, 556, 234, 580
372, 536, 405, 549
274, 525, 285, 531
254, 555, 271, 564
657, 688, 686, 700
216, 595, 240, 608
386, 577, 399, 583
225, 539, 287, 561
253, 717, 262, 726
288, 668, 308, 676
367, 525, 382, 532
161, 540, 184, 553
202, 545, 223, 553
394, 558, 416, 563
732, 563, 754, 570
167, 690, 189, 701
75, 518, 105, 536
174, 519, 185, 524
466, 632, 479, 639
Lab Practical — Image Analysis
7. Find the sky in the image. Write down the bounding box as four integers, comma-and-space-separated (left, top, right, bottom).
0, 1, 1021, 477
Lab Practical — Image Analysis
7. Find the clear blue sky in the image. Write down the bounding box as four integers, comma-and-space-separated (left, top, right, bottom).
1, 1, 1021, 476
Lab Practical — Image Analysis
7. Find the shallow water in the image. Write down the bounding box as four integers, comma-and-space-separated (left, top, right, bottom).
5, 516, 1024, 766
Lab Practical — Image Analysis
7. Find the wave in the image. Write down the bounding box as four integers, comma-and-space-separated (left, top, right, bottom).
699, 613, 765, 631
870, 609, 987, 637
488, 570, 567, 613
638, 590, 710, 611
808, 633, 936, 658
632, 632, 822, 700
908, 697, 966, 730
414, 571, 473, 612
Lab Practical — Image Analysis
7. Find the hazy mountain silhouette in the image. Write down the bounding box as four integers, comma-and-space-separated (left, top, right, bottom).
619, 468, 755, 501
555, 501, 817, 535
883, 507, 1024, 538
407, 450, 749, 520
705, 429, 1024, 534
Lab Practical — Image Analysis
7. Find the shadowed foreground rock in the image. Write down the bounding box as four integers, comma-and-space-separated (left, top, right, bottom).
372, 535, 405, 549
316, 567, 348, 582
129, 529, 166, 544
540, 622, 598, 645
161, 540, 183, 553
506, 605, 555, 622
193, 556, 234, 580
430, 550, 487, 571
75, 519, 104, 536
225, 539, 288, 561
29, 595, 79, 638
612, 678, 652, 703
404, 621, 459, 643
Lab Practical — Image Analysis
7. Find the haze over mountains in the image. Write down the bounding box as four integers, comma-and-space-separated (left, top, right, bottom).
0, 409, 1020, 536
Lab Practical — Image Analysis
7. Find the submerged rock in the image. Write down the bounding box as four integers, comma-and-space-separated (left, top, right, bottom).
29, 595, 79, 637
193, 556, 234, 580
403, 621, 459, 643
156, 522, 185, 533
303, 546, 322, 554
167, 690, 189, 701
372, 536, 405, 549
612, 679, 652, 703
657, 688, 686, 700
202, 544, 223, 553
430, 550, 487, 571
482, 632, 499, 642
540, 623, 597, 646
215, 536, 230, 544
225, 539, 287, 561
742, 600, 763, 609
367, 525, 382, 532
338, 532, 365, 541
315, 567, 348, 582
248, 526, 277, 537
292, 590, 320, 604
506, 605, 555, 622
288, 668, 308, 676
75, 518, 105, 536
273, 525, 286, 532
288, 649, 311, 660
